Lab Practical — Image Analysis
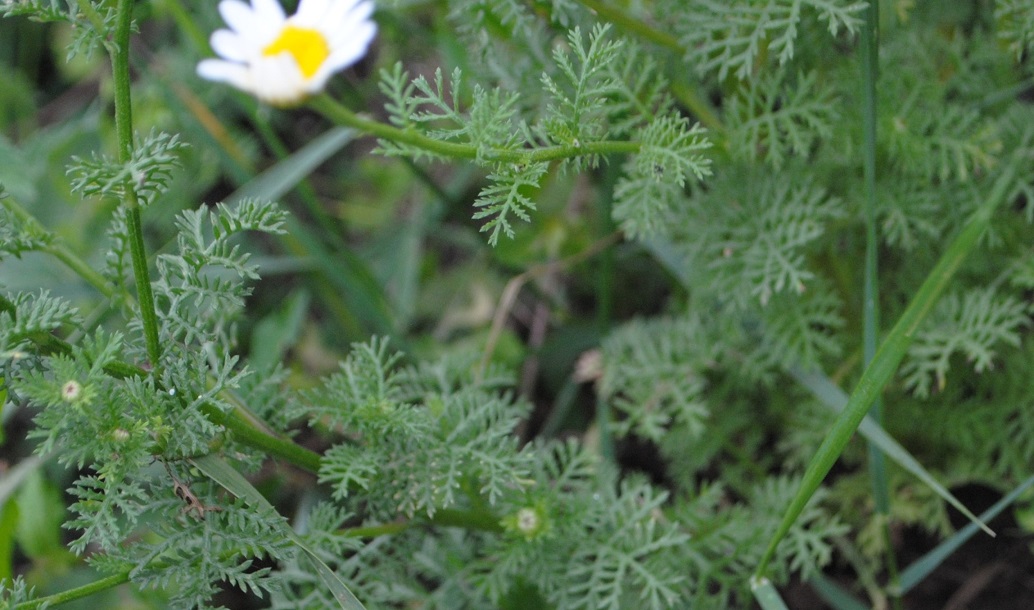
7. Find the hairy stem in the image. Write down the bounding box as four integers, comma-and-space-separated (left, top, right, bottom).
111, 0, 162, 371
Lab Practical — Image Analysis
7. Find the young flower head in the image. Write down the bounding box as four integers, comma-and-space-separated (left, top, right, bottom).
197, 0, 377, 106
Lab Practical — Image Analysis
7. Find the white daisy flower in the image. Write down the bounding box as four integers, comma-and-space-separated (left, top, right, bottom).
197, 0, 377, 106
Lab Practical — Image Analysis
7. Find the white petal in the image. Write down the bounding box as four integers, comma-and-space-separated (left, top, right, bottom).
197, 59, 252, 90
252, 55, 309, 105
210, 30, 254, 61
326, 20, 376, 61
220, 0, 284, 46
325, 0, 371, 29
294, 0, 332, 24
324, 1, 375, 46
251, 0, 287, 25
218, 0, 258, 34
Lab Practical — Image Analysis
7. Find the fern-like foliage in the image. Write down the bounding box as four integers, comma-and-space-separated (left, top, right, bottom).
599, 316, 713, 442
378, 24, 710, 244
674, 170, 844, 307
304, 340, 532, 518
725, 69, 838, 169
673, 0, 866, 80
745, 281, 845, 374
153, 198, 287, 350
125, 494, 294, 610
538, 25, 622, 154
612, 116, 712, 239
380, 64, 524, 161
675, 477, 847, 603
901, 288, 1031, 398
0, 290, 81, 351
472, 161, 549, 245
102, 206, 131, 289
69, 130, 187, 208
0, 577, 36, 607
561, 480, 689, 610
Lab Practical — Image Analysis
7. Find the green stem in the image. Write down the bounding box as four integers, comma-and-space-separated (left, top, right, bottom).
754, 166, 1016, 579
199, 402, 323, 473
111, 0, 162, 371
309, 94, 640, 164
858, 3, 902, 603
14, 571, 130, 610
15, 323, 322, 472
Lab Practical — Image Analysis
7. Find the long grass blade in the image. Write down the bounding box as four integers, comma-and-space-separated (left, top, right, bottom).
753, 166, 1016, 578
750, 576, 790, 610
190, 454, 368, 610
791, 367, 991, 535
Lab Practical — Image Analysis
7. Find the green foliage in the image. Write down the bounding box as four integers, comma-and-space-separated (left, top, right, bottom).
306, 341, 532, 517
901, 288, 1031, 398
4, 0, 1034, 609
612, 116, 712, 239
69, 130, 188, 209
672, 0, 866, 81
378, 23, 710, 244
725, 69, 838, 169
599, 316, 712, 442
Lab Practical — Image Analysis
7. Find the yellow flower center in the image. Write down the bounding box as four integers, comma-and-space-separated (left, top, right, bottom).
263, 25, 329, 79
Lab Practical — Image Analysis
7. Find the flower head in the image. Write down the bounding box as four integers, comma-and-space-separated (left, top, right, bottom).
197, 0, 377, 106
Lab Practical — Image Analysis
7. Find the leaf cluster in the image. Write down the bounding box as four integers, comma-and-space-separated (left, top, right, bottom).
377, 24, 711, 244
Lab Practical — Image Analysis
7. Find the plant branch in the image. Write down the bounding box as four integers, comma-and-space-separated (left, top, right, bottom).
308, 94, 640, 164
13, 571, 130, 610
573, 0, 725, 132
111, 0, 162, 371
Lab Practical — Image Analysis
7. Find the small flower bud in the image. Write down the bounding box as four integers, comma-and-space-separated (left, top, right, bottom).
61, 380, 82, 402
503, 502, 551, 541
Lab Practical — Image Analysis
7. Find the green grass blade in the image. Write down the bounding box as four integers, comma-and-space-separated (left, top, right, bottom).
894, 473, 1034, 596
809, 572, 869, 610
225, 127, 396, 337
857, 5, 900, 598
228, 127, 355, 204
750, 576, 790, 610
791, 367, 991, 536
190, 454, 368, 610
754, 167, 1015, 578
